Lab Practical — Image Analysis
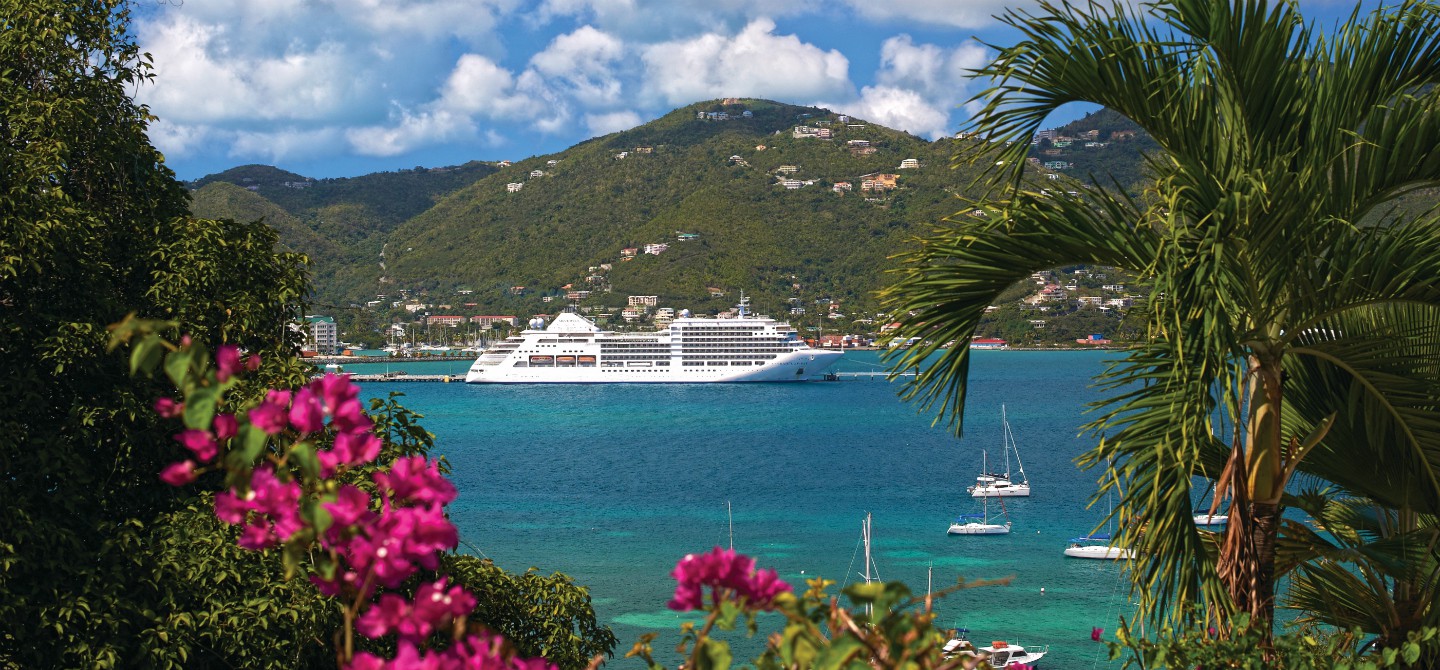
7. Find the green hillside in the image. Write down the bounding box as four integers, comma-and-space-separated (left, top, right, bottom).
188, 161, 499, 305
383, 100, 998, 321
187, 99, 1178, 344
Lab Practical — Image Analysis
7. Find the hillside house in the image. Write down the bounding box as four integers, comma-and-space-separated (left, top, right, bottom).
1077, 296, 1104, 307
728, 155, 749, 166
898, 158, 920, 169
1102, 284, 1126, 292
742, 110, 753, 118
506, 182, 523, 192
643, 243, 668, 255
628, 295, 659, 307
859, 173, 899, 190
832, 182, 852, 192
634, 146, 653, 154
775, 165, 799, 174
1043, 161, 1071, 170
708, 287, 725, 297
471, 316, 519, 328
782, 179, 803, 189
510, 286, 526, 295
620, 247, 638, 258
676, 232, 700, 241
565, 291, 591, 300
615, 151, 628, 159
498, 160, 513, 167
847, 139, 870, 147
1105, 297, 1134, 309
793, 125, 820, 138
621, 307, 642, 321
530, 170, 544, 178
425, 315, 466, 328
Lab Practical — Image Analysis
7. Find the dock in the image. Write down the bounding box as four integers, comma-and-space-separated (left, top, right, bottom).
347, 372, 912, 383
350, 374, 463, 383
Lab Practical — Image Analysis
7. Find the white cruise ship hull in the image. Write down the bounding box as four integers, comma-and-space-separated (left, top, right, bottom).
464, 309, 844, 383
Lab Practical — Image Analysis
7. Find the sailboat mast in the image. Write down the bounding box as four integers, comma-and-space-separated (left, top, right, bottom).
1002, 405, 1012, 478
863, 513, 874, 617
728, 500, 734, 550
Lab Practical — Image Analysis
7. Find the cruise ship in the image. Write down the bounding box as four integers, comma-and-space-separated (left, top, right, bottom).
464, 300, 843, 383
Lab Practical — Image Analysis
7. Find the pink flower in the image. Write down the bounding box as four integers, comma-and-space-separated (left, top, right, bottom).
1091, 627, 1103, 642
357, 594, 410, 639
154, 397, 184, 419
159, 460, 198, 486
174, 429, 217, 461
1007, 664, 1033, 670
375, 456, 456, 506
320, 430, 382, 476
214, 489, 251, 524
245, 354, 261, 372
289, 386, 325, 433
312, 373, 359, 414
248, 389, 292, 434
216, 345, 242, 382
667, 547, 792, 611
331, 398, 372, 434
213, 413, 238, 440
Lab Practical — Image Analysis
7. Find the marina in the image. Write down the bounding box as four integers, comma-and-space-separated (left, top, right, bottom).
347, 349, 1137, 668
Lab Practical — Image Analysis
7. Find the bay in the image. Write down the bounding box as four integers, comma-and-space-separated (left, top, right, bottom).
350, 350, 1131, 668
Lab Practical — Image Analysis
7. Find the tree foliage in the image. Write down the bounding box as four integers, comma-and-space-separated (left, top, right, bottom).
0, 3, 615, 667
883, 0, 1440, 644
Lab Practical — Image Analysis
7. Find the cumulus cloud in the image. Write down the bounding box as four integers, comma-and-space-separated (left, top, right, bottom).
841, 0, 1031, 29
641, 19, 851, 106
532, 0, 822, 40
528, 26, 628, 107
822, 35, 990, 139
585, 110, 644, 136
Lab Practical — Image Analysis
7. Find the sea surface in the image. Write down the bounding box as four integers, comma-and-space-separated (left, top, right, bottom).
348, 350, 1133, 669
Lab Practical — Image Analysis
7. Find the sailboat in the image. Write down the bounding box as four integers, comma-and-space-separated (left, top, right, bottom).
1192, 484, 1229, 526
968, 405, 1031, 497
948, 484, 1011, 535
1064, 489, 1134, 559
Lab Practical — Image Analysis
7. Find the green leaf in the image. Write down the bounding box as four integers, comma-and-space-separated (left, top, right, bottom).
288, 441, 319, 481
130, 333, 165, 377
694, 638, 732, 670
182, 385, 218, 431
163, 347, 196, 388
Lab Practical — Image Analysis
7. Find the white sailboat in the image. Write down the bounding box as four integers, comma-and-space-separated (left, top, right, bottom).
1193, 485, 1229, 526
1064, 490, 1133, 559
948, 486, 1011, 535
968, 405, 1031, 497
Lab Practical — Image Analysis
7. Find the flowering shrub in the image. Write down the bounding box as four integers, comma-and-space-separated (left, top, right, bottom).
119, 324, 567, 670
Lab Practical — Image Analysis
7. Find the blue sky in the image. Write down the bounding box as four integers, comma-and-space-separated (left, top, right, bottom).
131, 0, 1376, 181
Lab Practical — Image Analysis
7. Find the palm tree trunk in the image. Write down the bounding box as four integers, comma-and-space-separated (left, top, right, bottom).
1221, 354, 1285, 626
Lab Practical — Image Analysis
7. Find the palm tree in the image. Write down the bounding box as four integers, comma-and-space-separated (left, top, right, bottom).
881, 0, 1440, 633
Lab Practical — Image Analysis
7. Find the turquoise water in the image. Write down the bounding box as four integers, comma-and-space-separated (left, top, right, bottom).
352, 351, 1132, 669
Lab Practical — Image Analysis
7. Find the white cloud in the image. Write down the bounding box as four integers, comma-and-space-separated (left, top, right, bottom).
641, 19, 851, 106
844, 86, 951, 138
533, 0, 822, 40
232, 127, 347, 162
842, 0, 1032, 29
585, 110, 644, 136
347, 108, 473, 157
146, 119, 212, 159
528, 26, 627, 107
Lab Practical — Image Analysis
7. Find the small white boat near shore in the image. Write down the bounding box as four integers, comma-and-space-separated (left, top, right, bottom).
942, 630, 1050, 667
1064, 534, 1135, 560
1193, 513, 1229, 526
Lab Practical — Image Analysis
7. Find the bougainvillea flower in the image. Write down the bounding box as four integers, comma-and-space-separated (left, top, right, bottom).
313, 373, 359, 414
324, 485, 373, 530
216, 344, 242, 382
374, 456, 456, 505
245, 354, 261, 372
321, 430, 383, 476
1091, 627, 1103, 642
159, 460, 198, 486
289, 386, 325, 434
667, 547, 792, 611
213, 413, 238, 440
154, 397, 184, 418
247, 389, 292, 434
174, 429, 217, 461
331, 398, 372, 434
